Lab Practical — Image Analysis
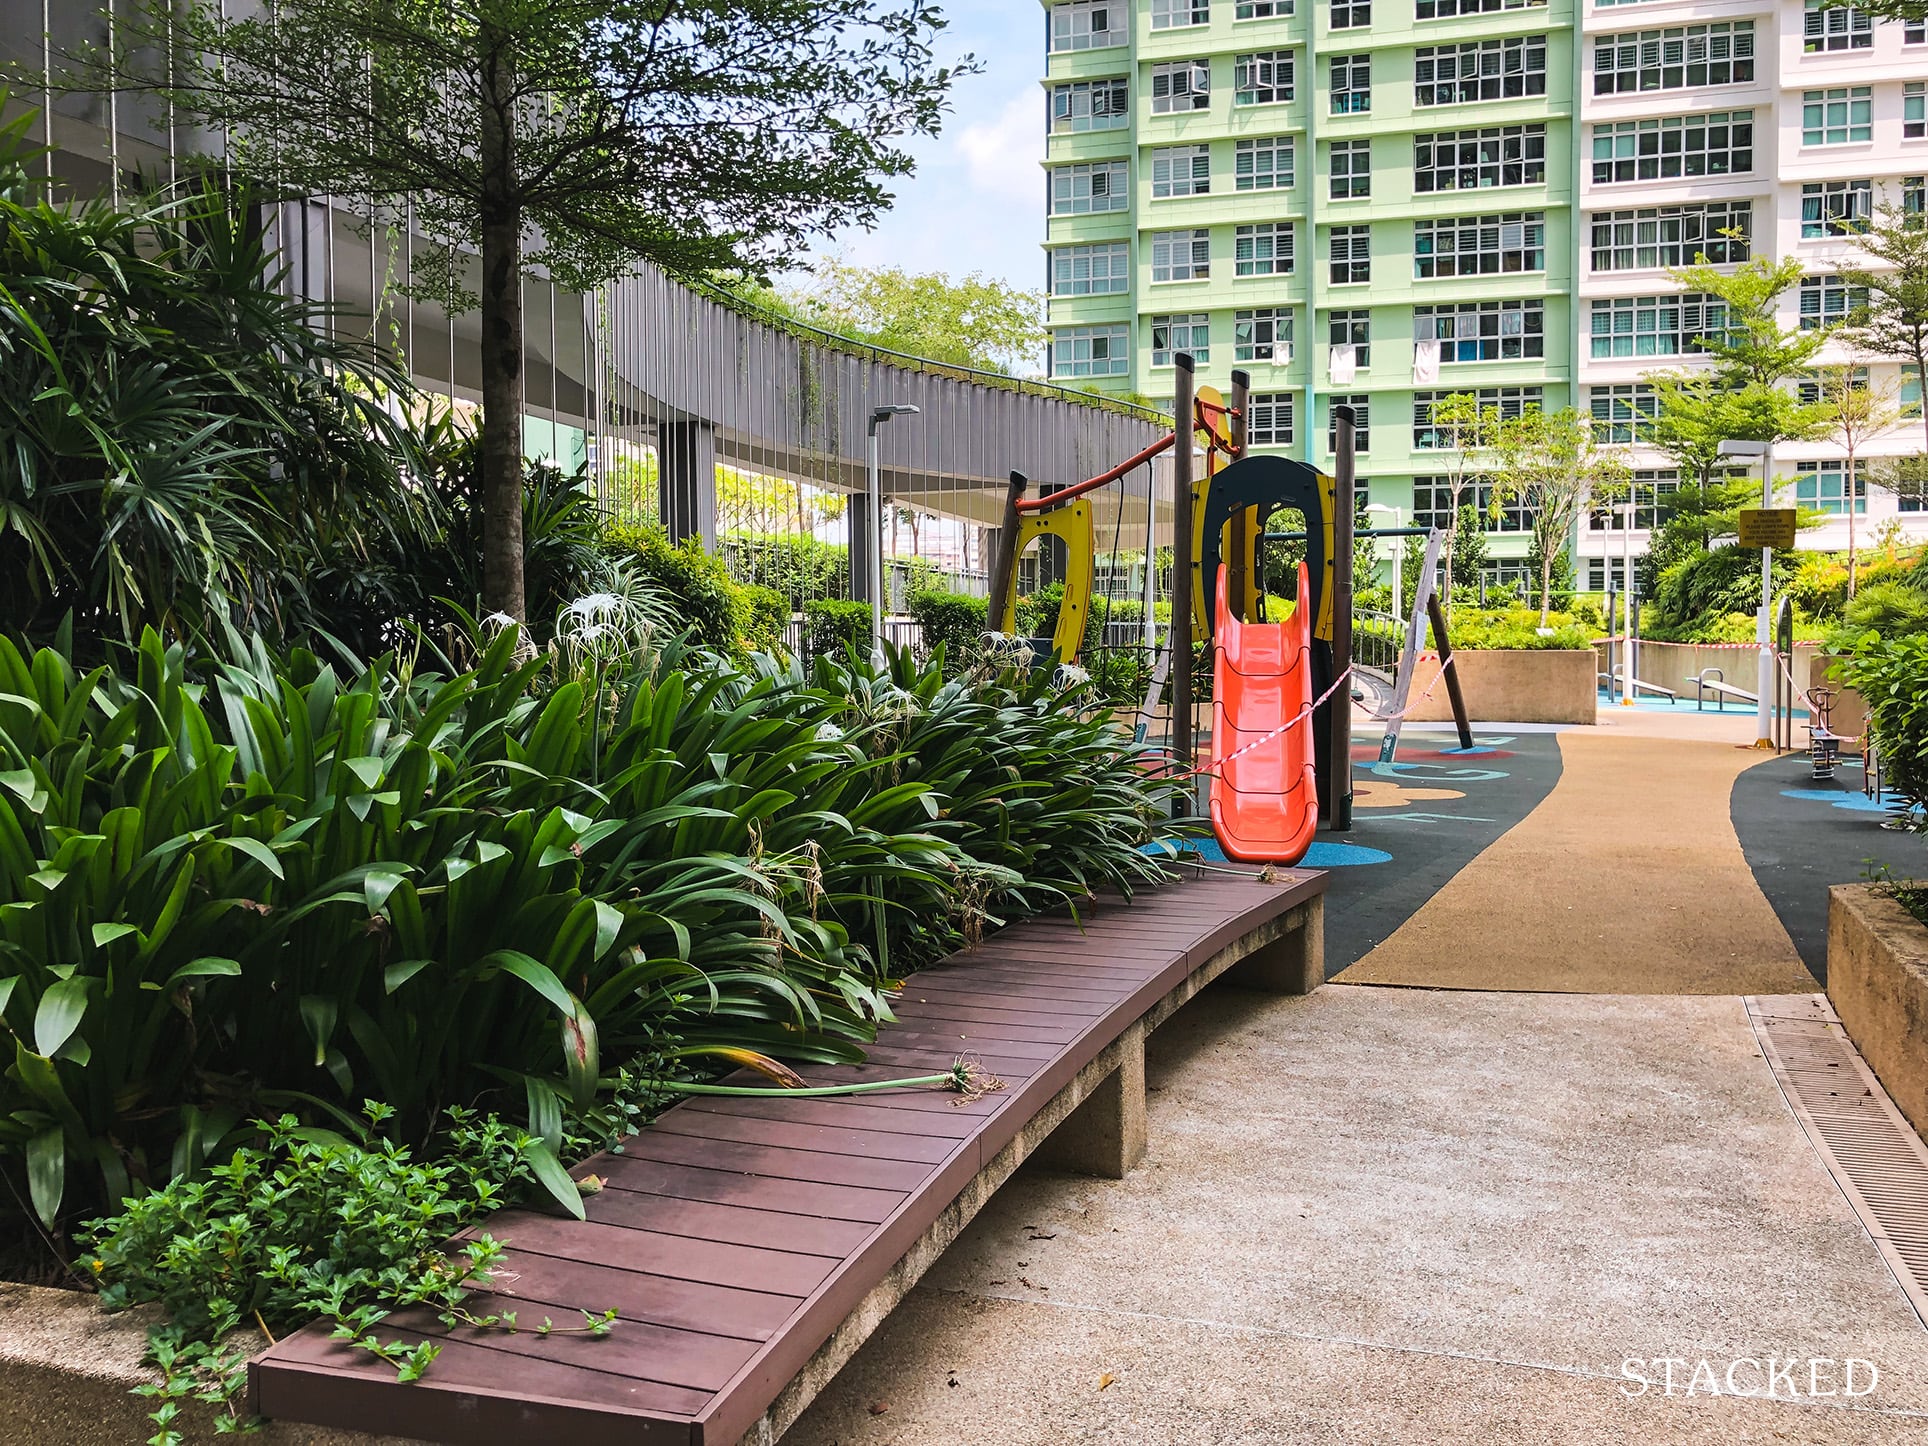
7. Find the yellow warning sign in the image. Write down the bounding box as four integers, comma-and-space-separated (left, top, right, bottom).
1736, 508, 1798, 549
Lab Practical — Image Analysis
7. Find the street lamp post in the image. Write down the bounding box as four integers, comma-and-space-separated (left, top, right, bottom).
1719, 439, 1773, 745
867, 404, 920, 660
1614, 499, 1639, 706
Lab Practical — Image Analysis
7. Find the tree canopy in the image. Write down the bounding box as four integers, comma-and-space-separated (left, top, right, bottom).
754, 261, 1045, 375
60, 0, 972, 621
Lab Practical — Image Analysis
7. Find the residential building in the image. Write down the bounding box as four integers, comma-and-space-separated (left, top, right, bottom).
1042, 0, 1928, 599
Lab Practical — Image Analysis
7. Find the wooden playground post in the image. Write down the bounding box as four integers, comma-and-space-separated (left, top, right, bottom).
1172, 355, 1197, 798
1426, 593, 1475, 751
986, 471, 1027, 634
1330, 404, 1356, 831
1226, 369, 1252, 617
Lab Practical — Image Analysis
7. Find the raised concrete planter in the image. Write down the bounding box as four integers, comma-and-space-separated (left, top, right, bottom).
1829, 884, 1928, 1141
1403, 649, 1597, 726
0, 1284, 404, 1446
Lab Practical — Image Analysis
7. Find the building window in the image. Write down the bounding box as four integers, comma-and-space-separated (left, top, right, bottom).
1804, 2, 1873, 51
1152, 314, 1211, 366
1911, 176, 1927, 216
1237, 0, 1293, 14
1235, 309, 1293, 363
1906, 83, 1925, 140
1052, 79, 1130, 132
1414, 125, 1547, 192
1151, 61, 1213, 114
1235, 222, 1294, 276
1800, 275, 1866, 329
1152, 0, 1211, 27
1330, 140, 1371, 199
1414, 213, 1545, 277
1050, 1, 1125, 51
1050, 161, 1129, 215
1909, 18, 1927, 41
1413, 387, 1542, 448
1235, 51, 1294, 105
1592, 23, 1755, 95
1413, 479, 1534, 531
1151, 229, 1212, 282
1235, 135, 1294, 190
1801, 180, 1874, 239
1246, 392, 1294, 446
1904, 365, 1924, 420
1589, 470, 1681, 530
1414, 300, 1546, 362
1151, 145, 1211, 198
1330, 225, 1371, 285
1330, 309, 1371, 367
1331, 0, 1370, 29
1797, 367, 1868, 406
1589, 202, 1752, 271
1803, 88, 1873, 146
1590, 113, 1753, 183
1588, 385, 1659, 444
1415, 37, 1548, 108
1794, 461, 1869, 515
1331, 54, 1371, 114
1588, 295, 1729, 358
1050, 243, 1131, 297
1418, 0, 1545, 16
1327, 397, 1371, 454
1052, 325, 1129, 378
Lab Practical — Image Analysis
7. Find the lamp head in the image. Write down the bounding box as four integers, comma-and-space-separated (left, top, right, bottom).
869, 403, 921, 434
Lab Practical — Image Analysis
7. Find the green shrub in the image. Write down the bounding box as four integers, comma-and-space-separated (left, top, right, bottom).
1840, 631, 1928, 827
1439, 608, 1595, 650
0, 627, 1183, 1230
723, 534, 850, 606
606, 522, 753, 652
741, 583, 791, 653
804, 598, 873, 660
909, 589, 989, 665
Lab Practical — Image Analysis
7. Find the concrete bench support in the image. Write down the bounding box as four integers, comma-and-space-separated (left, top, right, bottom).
1038, 1023, 1148, 1179
1227, 898, 1325, 995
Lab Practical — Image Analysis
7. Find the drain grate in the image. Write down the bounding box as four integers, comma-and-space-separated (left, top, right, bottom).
1748, 994, 1928, 1329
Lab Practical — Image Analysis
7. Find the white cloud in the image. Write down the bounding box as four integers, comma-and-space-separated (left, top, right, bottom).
957, 88, 1044, 207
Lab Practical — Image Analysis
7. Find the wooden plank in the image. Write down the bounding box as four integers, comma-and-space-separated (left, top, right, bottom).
595, 1156, 907, 1225
254, 1335, 706, 1446
646, 1107, 963, 1164
886, 997, 1110, 1027
893, 979, 1120, 1009
875, 1018, 1080, 1050
676, 1094, 983, 1138
499, 1208, 843, 1294
456, 1238, 800, 1341
614, 1131, 940, 1193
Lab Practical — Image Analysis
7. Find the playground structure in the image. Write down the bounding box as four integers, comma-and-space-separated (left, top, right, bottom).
986, 355, 1473, 864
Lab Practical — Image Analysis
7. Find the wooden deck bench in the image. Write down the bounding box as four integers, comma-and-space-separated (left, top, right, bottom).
248, 868, 1326, 1446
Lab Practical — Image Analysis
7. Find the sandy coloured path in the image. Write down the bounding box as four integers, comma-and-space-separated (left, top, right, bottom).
1335, 732, 1821, 993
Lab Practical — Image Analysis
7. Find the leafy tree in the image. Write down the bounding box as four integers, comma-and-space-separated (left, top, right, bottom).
1855, 0, 1926, 21
782, 261, 1045, 374
1837, 197, 1928, 499
1449, 504, 1489, 593
1492, 407, 1630, 624
1663, 250, 1832, 447
1812, 365, 1901, 597
64, 0, 971, 623
1423, 392, 1507, 616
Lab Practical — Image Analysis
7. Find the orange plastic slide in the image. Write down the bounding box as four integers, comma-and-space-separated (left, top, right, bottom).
1210, 563, 1319, 864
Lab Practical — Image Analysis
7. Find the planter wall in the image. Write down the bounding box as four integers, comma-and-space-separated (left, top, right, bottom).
1402, 649, 1598, 725
0, 1284, 403, 1446
1828, 884, 1928, 1141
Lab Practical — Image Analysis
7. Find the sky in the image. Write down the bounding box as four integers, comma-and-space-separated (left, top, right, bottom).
812, 2, 1045, 295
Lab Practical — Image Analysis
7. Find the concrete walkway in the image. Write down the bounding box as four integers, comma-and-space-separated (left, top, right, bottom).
785, 730, 1926, 1445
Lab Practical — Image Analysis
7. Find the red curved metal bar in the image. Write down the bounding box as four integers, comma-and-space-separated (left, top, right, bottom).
1013, 431, 1177, 512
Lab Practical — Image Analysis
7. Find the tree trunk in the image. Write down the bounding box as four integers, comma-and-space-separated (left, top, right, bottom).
478, 40, 527, 623
1846, 440, 1858, 600
1539, 553, 1553, 627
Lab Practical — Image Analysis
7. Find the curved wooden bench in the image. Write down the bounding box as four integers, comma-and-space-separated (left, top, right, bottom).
249, 868, 1326, 1446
